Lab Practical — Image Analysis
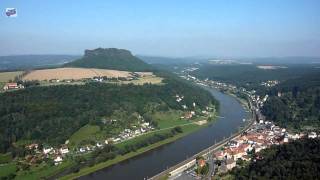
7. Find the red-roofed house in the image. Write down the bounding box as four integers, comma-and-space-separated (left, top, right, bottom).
214, 151, 225, 160
197, 158, 206, 168
3, 83, 24, 91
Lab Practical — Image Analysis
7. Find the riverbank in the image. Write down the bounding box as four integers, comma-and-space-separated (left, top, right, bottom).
151, 89, 255, 180
59, 115, 218, 180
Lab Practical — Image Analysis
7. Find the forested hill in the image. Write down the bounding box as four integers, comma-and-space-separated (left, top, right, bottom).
0, 76, 218, 153
262, 72, 320, 130
191, 64, 319, 86
64, 48, 152, 71
231, 138, 320, 180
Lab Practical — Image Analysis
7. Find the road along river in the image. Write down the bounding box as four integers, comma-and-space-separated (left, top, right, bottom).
80, 87, 249, 180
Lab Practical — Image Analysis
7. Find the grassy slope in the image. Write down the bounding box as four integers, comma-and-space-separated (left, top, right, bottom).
15, 161, 74, 180
0, 153, 12, 164
68, 124, 101, 148
122, 76, 164, 85
0, 163, 16, 178
153, 111, 189, 129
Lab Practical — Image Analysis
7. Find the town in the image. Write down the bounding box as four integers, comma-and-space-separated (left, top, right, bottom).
163, 68, 320, 179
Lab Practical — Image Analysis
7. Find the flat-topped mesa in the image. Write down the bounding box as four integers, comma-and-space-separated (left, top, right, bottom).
84, 48, 133, 58
65, 47, 152, 71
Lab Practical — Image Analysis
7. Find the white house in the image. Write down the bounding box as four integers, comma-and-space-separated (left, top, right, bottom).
43, 147, 53, 154
308, 132, 317, 139
60, 147, 69, 154
79, 148, 86, 153
96, 143, 103, 148
54, 156, 63, 165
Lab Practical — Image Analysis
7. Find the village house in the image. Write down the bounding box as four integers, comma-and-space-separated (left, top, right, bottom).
308, 132, 317, 139
226, 159, 236, 170
43, 147, 53, 154
96, 142, 103, 148
60, 146, 69, 154
3, 82, 24, 91
54, 156, 63, 165
79, 147, 86, 153
197, 158, 206, 168
26, 143, 38, 150
214, 151, 225, 160
182, 112, 193, 119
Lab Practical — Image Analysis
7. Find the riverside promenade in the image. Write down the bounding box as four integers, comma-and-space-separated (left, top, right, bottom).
150, 100, 256, 180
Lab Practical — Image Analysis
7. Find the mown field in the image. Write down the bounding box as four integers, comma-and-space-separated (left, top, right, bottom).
22, 68, 132, 81
121, 76, 164, 85
0, 71, 24, 82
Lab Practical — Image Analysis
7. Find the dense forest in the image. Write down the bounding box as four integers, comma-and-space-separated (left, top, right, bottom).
231, 138, 320, 180
262, 72, 320, 130
65, 48, 152, 72
0, 76, 217, 153
191, 64, 320, 94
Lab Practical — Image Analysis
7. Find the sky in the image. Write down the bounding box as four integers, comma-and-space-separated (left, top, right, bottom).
0, 0, 320, 57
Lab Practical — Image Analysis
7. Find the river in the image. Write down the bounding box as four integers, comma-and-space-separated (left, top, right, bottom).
80, 87, 249, 180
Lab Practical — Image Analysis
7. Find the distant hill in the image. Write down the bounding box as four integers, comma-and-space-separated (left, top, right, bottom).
0, 55, 79, 71
65, 48, 152, 71
138, 55, 203, 65
244, 56, 320, 64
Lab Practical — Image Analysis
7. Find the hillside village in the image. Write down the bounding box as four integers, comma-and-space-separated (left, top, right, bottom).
23, 118, 155, 166
11, 91, 215, 168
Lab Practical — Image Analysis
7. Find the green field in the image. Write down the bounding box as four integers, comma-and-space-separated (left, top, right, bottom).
116, 76, 164, 85
128, 76, 164, 85
69, 124, 101, 148
15, 161, 74, 180
0, 153, 12, 164
152, 111, 190, 129
0, 71, 24, 82
0, 163, 17, 178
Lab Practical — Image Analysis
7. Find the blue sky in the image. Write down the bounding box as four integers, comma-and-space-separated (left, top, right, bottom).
1, 0, 319, 57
